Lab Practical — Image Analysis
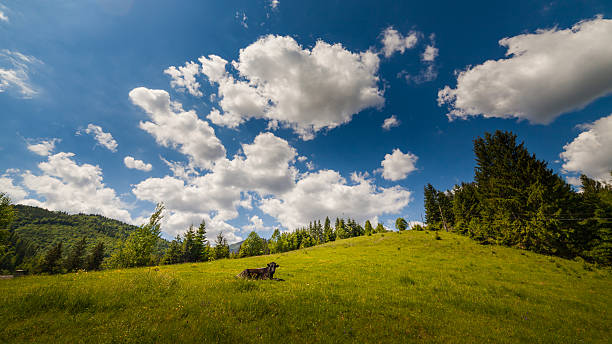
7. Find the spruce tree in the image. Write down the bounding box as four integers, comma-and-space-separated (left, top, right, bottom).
42, 242, 62, 274
66, 237, 87, 272
87, 242, 105, 271
364, 220, 374, 235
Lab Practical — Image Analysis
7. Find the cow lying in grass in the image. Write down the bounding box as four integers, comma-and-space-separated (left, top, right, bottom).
236, 262, 282, 280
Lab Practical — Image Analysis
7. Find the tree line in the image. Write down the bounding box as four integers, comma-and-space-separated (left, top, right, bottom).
423, 130, 611, 266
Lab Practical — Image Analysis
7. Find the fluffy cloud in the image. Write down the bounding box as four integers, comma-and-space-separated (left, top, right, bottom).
269, 0, 279, 9
244, 215, 272, 232
380, 27, 418, 58
260, 170, 412, 230
132, 132, 297, 237
124, 156, 152, 172
129, 87, 226, 170
0, 177, 27, 202
27, 138, 59, 156
438, 17, 612, 124
382, 115, 400, 130
380, 149, 418, 181
560, 113, 612, 183
0, 50, 41, 98
0, 11, 7, 22
164, 61, 202, 97
422, 44, 438, 62
79, 124, 118, 152
20, 152, 132, 223
199, 35, 384, 139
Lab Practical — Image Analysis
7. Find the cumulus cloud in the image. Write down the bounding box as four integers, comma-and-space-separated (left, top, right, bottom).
198, 35, 384, 139
124, 156, 152, 172
0, 50, 42, 98
438, 17, 612, 124
78, 124, 118, 152
164, 61, 202, 97
260, 170, 412, 230
27, 138, 59, 156
0, 177, 27, 202
422, 44, 438, 62
132, 132, 296, 237
129, 87, 226, 170
560, 113, 612, 183
380, 27, 418, 58
380, 149, 418, 181
382, 115, 400, 130
20, 152, 132, 223
243, 215, 272, 232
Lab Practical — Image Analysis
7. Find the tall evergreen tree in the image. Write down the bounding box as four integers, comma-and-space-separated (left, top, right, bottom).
163, 235, 184, 265
375, 223, 386, 233
42, 242, 62, 274
65, 237, 87, 272
323, 217, 334, 242
87, 242, 105, 271
364, 220, 374, 235
195, 220, 209, 262
214, 232, 230, 259
424, 184, 441, 225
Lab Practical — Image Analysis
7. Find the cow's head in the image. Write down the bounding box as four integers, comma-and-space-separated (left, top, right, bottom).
267, 262, 279, 276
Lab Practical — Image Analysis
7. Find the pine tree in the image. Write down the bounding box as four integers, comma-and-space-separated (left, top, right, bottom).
214, 232, 230, 259
42, 242, 62, 274
163, 235, 184, 264
364, 220, 374, 236
323, 217, 334, 242
65, 237, 87, 272
375, 223, 386, 233
195, 220, 209, 262
424, 184, 441, 225
87, 242, 105, 271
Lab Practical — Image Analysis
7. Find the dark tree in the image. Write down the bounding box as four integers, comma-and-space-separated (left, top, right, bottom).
42, 242, 63, 274
87, 242, 105, 271
66, 237, 87, 272
395, 217, 408, 231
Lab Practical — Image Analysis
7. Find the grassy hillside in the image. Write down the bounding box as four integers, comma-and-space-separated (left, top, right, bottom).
1, 231, 610, 343
9, 205, 141, 255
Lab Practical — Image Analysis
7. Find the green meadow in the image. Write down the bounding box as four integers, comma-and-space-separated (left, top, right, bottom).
1, 231, 610, 343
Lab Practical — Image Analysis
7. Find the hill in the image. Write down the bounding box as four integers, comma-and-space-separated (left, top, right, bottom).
1, 231, 610, 343
9, 205, 141, 255
229, 240, 243, 253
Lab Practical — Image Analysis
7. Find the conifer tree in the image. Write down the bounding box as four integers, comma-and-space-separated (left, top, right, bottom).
66, 237, 87, 272
375, 223, 386, 233
214, 232, 230, 259
87, 242, 105, 271
323, 217, 334, 242
364, 220, 374, 236
42, 242, 62, 274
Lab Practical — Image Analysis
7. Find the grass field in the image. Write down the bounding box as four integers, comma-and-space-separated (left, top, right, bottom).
1, 231, 610, 343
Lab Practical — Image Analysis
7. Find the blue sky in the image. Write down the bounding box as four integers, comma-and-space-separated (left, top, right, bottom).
1, 0, 611, 242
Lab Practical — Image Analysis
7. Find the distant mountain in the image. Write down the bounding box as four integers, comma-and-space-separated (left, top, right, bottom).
229, 240, 243, 253
9, 205, 142, 255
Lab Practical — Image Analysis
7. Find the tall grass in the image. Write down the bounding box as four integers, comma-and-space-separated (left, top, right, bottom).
1, 231, 610, 343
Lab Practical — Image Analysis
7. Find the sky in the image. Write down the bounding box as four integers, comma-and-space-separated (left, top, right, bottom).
1, 0, 611, 243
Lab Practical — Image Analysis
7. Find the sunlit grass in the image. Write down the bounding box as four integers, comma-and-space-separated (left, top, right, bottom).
1, 231, 610, 343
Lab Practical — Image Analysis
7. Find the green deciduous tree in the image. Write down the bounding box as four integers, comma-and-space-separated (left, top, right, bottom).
395, 217, 408, 231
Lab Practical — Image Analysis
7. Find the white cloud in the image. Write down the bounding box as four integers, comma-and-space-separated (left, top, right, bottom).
297, 156, 307, 162
79, 124, 118, 152
438, 17, 612, 124
380, 149, 418, 181
129, 87, 226, 170
305, 161, 315, 171
27, 138, 59, 156
199, 35, 384, 139
382, 115, 400, 130
124, 156, 152, 172
243, 215, 272, 232
422, 44, 438, 62
260, 170, 412, 230
560, 113, 612, 183
0, 177, 27, 202
132, 132, 296, 236
20, 152, 133, 223
0, 11, 8, 22
270, 0, 280, 9
0, 50, 42, 98
164, 61, 202, 97
380, 27, 418, 58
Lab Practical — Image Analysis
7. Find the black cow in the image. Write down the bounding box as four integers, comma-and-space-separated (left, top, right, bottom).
236, 262, 280, 280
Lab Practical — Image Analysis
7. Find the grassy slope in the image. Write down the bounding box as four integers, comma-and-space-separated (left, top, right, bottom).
1, 231, 610, 343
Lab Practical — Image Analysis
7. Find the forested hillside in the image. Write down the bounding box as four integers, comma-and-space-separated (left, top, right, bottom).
10, 205, 139, 253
